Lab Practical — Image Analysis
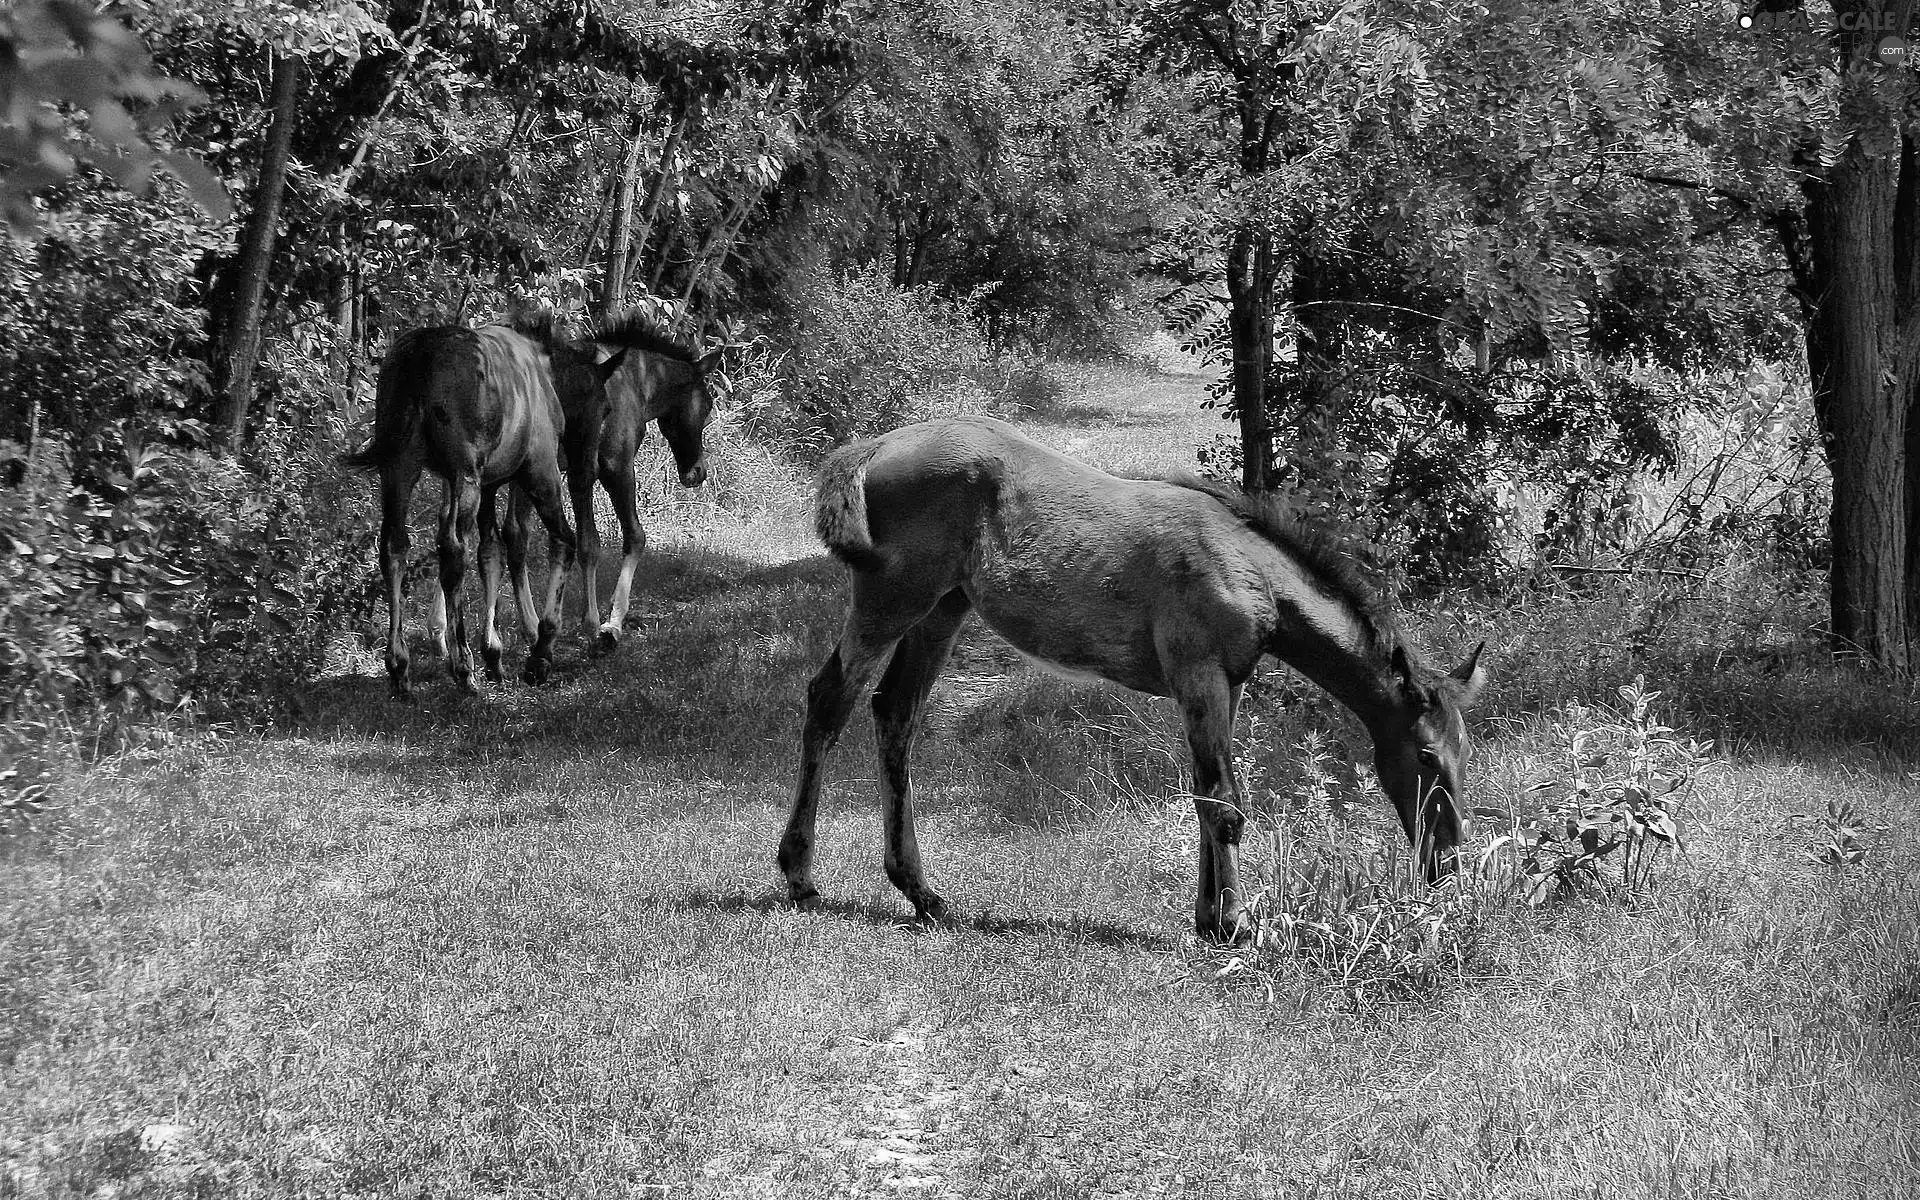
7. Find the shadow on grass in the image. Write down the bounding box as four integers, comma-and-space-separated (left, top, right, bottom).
668, 887, 1178, 952
1485, 641, 1920, 773
297, 543, 850, 780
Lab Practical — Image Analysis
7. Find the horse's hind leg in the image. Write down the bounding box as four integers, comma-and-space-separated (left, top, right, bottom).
871, 590, 972, 922
477, 484, 507, 683
376, 465, 418, 700
1176, 669, 1248, 943
518, 466, 576, 685
437, 469, 482, 695
568, 467, 604, 653
779, 585, 949, 908
593, 459, 645, 655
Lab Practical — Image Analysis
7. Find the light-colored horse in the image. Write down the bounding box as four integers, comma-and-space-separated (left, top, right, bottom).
779, 416, 1486, 941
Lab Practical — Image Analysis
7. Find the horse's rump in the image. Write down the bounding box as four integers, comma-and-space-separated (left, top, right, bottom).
341, 327, 458, 470
814, 439, 885, 568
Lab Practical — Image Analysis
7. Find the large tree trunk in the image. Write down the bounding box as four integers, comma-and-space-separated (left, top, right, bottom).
215, 52, 302, 450
1801, 131, 1920, 673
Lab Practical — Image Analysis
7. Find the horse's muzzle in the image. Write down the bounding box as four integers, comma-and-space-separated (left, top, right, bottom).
679, 460, 707, 488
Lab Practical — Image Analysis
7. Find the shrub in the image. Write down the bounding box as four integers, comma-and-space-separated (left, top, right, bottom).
0, 415, 376, 817
1212, 722, 1498, 1002
1245, 829, 1497, 1002
1482, 677, 1713, 905
742, 263, 1003, 461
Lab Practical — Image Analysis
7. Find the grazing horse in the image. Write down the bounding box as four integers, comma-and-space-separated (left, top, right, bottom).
778, 416, 1487, 942
504, 311, 719, 656
344, 325, 611, 699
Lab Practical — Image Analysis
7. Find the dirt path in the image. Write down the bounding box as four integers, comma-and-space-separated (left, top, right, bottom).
1012, 361, 1216, 475
840, 1021, 969, 1196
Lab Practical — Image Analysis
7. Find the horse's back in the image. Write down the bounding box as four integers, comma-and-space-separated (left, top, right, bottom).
382, 325, 561, 484
847, 417, 1275, 691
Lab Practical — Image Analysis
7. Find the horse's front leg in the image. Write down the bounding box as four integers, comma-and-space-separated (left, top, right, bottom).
594, 459, 646, 656
1177, 670, 1248, 943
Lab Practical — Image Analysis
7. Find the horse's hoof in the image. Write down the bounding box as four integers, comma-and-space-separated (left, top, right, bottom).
454, 675, 480, 697
913, 893, 951, 926
787, 887, 821, 911
390, 683, 413, 703
592, 629, 618, 657
521, 657, 552, 686
1198, 914, 1251, 946
482, 650, 504, 683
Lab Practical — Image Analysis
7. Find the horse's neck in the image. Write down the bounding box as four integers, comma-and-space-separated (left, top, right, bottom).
625, 351, 690, 422
1253, 554, 1401, 730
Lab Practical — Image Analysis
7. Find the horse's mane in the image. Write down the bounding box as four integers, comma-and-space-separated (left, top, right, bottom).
507, 306, 566, 351
586, 310, 700, 365
1161, 473, 1409, 664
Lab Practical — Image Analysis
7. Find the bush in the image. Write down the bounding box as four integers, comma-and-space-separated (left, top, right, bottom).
0, 415, 376, 817
1481, 677, 1713, 906
739, 263, 1005, 461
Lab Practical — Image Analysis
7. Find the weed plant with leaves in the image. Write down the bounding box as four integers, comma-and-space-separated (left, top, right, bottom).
1814, 797, 1870, 869
1247, 826, 1498, 1003
1484, 677, 1713, 905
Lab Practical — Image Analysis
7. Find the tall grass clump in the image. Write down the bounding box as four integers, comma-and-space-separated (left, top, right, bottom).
1220, 722, 1504, 1003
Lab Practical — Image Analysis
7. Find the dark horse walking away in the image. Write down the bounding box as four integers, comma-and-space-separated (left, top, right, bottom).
779, 416, 1487, 942
345, 324, 617, 699
506, 312, 719, 655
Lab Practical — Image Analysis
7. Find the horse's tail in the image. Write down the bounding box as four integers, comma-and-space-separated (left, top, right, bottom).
341, 330, 430, 471
814, 439, 884, 569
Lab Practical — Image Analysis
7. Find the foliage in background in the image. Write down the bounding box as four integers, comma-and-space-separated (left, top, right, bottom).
0, 420, 373, 794
0, 0, 228, 235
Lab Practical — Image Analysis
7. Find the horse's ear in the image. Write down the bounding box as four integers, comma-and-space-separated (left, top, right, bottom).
1448, 641, 1489, 709
594, 347, 629, 382
1390, 645, 1430, 709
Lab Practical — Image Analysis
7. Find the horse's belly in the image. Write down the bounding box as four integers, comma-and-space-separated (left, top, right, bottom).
968, 574, 1168, 696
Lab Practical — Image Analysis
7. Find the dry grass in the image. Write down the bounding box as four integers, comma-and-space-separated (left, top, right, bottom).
3, 363, 1918, 1199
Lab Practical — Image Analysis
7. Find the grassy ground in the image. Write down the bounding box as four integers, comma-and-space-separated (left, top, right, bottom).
4, 358, 1919, 1199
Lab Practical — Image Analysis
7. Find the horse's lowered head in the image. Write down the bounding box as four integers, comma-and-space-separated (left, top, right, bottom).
656, 346, 723, 488
587, 312, 724, 488
1372, 641, 1488, 879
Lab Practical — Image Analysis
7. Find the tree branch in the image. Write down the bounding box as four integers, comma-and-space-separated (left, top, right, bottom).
1623, 168, 1776, 213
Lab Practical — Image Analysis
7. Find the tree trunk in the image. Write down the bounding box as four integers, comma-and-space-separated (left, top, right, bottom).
891, 203, 910, 287
624, 118, 684, 290
330, 227, 361, 414
1801, 132, 1919, 672
598, 116, 647, 320
1226, 221, 1275, 492
216, 51, 302, 450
